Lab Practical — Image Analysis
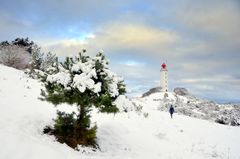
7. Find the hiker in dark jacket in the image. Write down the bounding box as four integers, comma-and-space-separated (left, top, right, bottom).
169, 105, 174, 118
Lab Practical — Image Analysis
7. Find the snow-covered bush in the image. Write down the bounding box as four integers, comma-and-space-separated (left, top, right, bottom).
216, 109, 240, 126
40, 50, 126, 149
0, 45, 31, 69
27, 52, 57, 79
0, 38, 57, 71
40, 52, 57, 71
113, 95, 134, 112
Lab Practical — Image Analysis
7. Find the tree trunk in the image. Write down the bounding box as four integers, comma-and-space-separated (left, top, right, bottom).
77, 105, 90, 127
75, 105, 90, 136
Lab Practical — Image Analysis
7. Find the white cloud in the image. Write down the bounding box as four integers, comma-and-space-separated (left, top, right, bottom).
179, 75, 240, 84
179, 0, 240, 48
40, 37, 92, 57
39, 22, 180, 58
91, 23, 179, 55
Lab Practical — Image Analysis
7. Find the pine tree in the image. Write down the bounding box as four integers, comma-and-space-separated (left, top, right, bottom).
40, 50, 126, 149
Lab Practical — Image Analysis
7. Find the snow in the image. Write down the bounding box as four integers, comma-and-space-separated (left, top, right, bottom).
70, 60, 101, 93
71, 61, 96, 78
47, 71, 71, 88
45, 55, 122, 96
103, 69, 122, 97
72, 73, 95, 92
0, 64, 240, 159
114, 95, 134, 112
93, 82, 102, 93
108, 82, 119, 97
141, 90, 240, 126
71, 72, 102, 93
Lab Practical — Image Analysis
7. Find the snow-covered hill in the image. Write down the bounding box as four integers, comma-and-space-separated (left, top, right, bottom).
1, 64, 240, 159
138, 87, 240, 126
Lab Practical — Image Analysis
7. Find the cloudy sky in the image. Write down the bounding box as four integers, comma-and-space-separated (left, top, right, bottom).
0, 0, 240, 103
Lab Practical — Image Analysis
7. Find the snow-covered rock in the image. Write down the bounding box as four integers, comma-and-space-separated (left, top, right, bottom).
173, 87, 189, 96
142, 87, 161, 97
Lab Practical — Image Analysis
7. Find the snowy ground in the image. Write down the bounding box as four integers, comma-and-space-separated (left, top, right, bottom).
0, 64, 240, 159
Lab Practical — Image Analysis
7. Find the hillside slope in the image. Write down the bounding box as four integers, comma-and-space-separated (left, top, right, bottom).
139, 87, 240, 126
0, 64, 240, 159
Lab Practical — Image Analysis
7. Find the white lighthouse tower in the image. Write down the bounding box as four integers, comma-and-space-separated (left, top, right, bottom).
160, 63, 168, 92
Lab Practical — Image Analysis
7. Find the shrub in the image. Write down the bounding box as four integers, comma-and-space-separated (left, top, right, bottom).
0, 37, 57, 71
40, 50, 126, 149
0, 45, 31, 69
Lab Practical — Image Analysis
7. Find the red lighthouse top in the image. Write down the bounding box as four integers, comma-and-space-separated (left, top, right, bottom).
161, 63, 167, 69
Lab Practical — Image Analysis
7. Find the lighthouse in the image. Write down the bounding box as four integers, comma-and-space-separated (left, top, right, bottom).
160, 63, 168, 92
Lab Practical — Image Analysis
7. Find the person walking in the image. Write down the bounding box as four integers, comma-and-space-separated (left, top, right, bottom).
169, 105, 174, 118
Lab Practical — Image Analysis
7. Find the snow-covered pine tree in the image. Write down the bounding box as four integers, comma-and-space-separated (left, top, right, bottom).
40, 50, 126, 149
